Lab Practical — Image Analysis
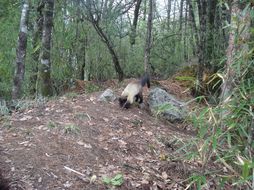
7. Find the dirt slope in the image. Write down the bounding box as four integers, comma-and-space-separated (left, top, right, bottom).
0, 87, 194, 190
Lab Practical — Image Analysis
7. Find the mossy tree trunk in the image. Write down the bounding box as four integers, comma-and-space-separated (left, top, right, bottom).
220, 1, 250, 102
12, 0, 30, 99
144, 0, 154, 73
195, 0, 207, 96
30, 0, 44, 97
130, 0, 142, 46
37, 0, 54, 97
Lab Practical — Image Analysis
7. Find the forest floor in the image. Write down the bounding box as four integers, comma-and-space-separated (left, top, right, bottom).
0, 78, 200, 190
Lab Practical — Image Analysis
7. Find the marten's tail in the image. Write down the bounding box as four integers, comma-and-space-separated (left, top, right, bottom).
140, 73, 150, 88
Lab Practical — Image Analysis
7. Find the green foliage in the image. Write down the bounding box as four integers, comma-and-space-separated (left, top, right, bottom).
154, 103, 172, 116
186, 50, 254, 189
74, 112, 91, 120
84, 83, 101, 93
0, 2, 19, 99
64, 92, 78, 99
47, 121, 58, 129
187, 174, 207, 190
11, 99, 34, 111
102, 174, 124, 187
64, 124, 80, 134
0, 101, 9, 115
174, 76, 196, 82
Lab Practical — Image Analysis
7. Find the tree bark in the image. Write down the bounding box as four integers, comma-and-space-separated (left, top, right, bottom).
196, 0, 207, 95
30, 0, 44, 96
130, 0, 142, 46
179, 0, 184, 32
12, 0, 30, 100
143, 0, 147, 21
80, 36, 88, 80
220, 1, 250, 102
167, 0, 171, 30
187, 0, 198, 55
37, 0, 54, 97
144, 0, 153, 73
184, 2, 188, 59
206, 0, 217, 67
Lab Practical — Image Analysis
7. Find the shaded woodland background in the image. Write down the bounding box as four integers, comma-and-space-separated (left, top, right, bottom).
0, 0, 238, 99
0, 0, 254, 189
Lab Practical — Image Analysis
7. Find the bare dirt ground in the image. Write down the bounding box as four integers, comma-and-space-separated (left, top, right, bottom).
0, 80, 196, 190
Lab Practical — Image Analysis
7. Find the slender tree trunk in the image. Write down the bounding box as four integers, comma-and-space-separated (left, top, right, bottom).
130, 0, 142, 46
30, 0, 44, 96
92, 20, 124, 81
206, 0, 217, 68
167, 0, 171, 30
85, 0, 124, 81
220, 1, 250, 102
12, 0, 30, 99
37, 0, 54, 97
144, 0, 154, 73
196, 0, 207, 95
184, 2, 188, 60
80, 36, 88, 80
179, 0, 184, 32
187, 0, 198, 55
143, 0, 147, 21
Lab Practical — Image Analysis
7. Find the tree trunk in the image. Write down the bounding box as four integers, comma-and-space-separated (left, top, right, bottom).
187, 0, 198, 55
92, 20, 124, 81
37, 0, 54, 97
80, 36, 88, 80
143, 0, 147, 21
130, 0, 142, 46
172, 0, 176, 31
12, 0, 30, 100
144, 0, 153, 73
196, 0, 207, 95
167, 0, 171, 30
220, 1, 250, 102
206, 0, 217, 68
85, 0, 124, 81
184, 2, 188, 60
179, 0, 184, 32
30, 0, 44, 96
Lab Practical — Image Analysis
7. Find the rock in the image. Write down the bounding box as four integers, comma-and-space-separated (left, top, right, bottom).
148, 88, 187, 123
98, 89, 116, 102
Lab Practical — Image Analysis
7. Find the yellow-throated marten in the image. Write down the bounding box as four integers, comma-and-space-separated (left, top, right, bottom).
119, 74, 150, 109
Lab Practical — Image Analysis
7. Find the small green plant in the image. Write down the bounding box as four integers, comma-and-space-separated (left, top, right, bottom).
64, 124, 80, 134
47, 121, 58, 129
85, 83, 100, 93
74, 112, 91, 120
2, 121, 12, 129
35, 96, 48, 107
11, 99, 33, 111
0, 101, 9, 115
65, 92, 78, 99
102, 174, 124, 187
175, 76, 195, 82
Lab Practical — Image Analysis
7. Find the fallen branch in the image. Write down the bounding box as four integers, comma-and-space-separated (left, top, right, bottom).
64, 166, 86, 177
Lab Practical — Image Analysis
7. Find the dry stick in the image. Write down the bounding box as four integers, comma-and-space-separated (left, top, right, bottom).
64, 166, 90, 181
64, 166, 86, 177
149, 165, 186, 188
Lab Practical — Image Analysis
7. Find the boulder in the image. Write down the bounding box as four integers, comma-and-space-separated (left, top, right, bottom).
98, 88, 117, 102
148, 88, 187, 123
